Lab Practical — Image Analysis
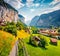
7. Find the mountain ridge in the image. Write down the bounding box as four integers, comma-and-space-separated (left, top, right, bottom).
30, 10, 60, 28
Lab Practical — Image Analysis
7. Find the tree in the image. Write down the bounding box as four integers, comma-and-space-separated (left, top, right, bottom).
38, 35, 48, 48
16, 21, 27, 30
31, 26, 38, 34
58, 28, 60, 33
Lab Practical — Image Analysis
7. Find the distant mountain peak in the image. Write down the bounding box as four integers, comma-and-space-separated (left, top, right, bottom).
30, 15, 40, 26
30, 10, 60, 28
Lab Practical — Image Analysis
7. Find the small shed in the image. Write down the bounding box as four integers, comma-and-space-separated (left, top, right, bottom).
31, 36, 40, 45
32, 36, 40, 41
25, 28, 30, 34
50, 38, 57, 45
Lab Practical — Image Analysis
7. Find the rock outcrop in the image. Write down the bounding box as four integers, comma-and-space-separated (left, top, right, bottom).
18, 14, 25, 23
0, 0, 18, 24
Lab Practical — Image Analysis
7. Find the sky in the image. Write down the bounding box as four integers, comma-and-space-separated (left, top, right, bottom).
4, 0, 60, 25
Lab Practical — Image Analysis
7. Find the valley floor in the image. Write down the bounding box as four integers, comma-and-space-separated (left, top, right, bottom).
0, 30, 60, 56
24, 34, 60, 56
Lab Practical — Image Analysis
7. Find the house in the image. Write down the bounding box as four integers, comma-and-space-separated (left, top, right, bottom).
50, 38, 57, 45
38, 29, 49, 34
25, 28, 30, 34
38, 29, 58, 37
38, 29, 49, 36
31, 36, 40, 46
49, 29, 58, 34
32, 36, 40, 41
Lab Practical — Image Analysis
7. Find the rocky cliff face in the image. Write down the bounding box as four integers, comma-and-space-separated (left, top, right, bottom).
18, 14, 25, 23
0, 0, 18, 23
30, 16, 40, 26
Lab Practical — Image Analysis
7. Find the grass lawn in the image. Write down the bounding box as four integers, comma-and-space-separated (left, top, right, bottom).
24, 34, 60, 56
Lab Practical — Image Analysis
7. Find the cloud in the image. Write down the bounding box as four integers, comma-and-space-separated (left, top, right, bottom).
50, 0, 60, 5
4, 0, 60, 25
38, 3, 60, 15
26, 3, 40, 8
35, 3, 40, 7
26, 0, 34, 7
26, 2, 34, 7
26, 0, 34, 2
41, 0, 45, 3
4, 0, 24, 10
4, 0, 10, 3
30, 9, 35, 12
38, 0, 60, 15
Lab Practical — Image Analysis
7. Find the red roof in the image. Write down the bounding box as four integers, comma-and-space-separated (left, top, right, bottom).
50, 38, 57, 42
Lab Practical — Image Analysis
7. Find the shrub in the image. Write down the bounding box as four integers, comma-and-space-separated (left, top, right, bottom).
38, 35, 48, 48
32, 40, 38, 47
0, 22, 17, 36
58, 29, 60, 33
0, 26, 5, 30
31, 26, 38, 34
40, 38, 46, 48
29, 36, 32, 44
4, 25, 17, 36
58, 36, 60, 40
16, 21, 27, 30
29, 35, 33, 44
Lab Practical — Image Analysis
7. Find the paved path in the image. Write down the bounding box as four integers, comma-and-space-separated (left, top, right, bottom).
9, 41, 18, 56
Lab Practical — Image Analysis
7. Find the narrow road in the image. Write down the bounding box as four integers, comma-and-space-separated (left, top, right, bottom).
9, 41, 18, 56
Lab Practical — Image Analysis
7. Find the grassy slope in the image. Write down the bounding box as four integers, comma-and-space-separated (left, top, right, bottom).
24, 34, 60, 56
1, 30, 60, 56
17, 30, 30, 39
0, 30, 16, 56
0, 30, 29, 56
